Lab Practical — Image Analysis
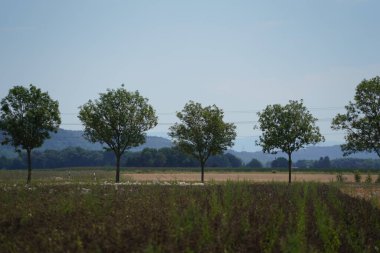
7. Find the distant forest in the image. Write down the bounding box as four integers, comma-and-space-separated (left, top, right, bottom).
0, 147, 242, 170
1, 147, 380, 170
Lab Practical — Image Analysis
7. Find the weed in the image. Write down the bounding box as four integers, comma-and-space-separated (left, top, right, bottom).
365, 173, 373, 184
1, 182, 380, 252
354, 171, 362, 183
336, 172, 345, 183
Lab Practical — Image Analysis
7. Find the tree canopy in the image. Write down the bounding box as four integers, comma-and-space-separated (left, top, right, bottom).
246, 158, 263, 168
169, 101, 236, 182
0, 84, 61, 183
271, 157, 288, 168
256, 100, 324, 183
78, 86, 157, 182
332, 76, 380, 157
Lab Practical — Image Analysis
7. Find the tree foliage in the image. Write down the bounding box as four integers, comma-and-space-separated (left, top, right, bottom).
246, 158, 263, 168
271, 157, 288, 168
126, 147, 242, 168
0, 84, 61, 183
313, 156, 331, 169
169, 101, 237, 182
332, 76, 380, 157
256, 100, 324, 183
0, 147, 243, 169
78, 86, 157, 182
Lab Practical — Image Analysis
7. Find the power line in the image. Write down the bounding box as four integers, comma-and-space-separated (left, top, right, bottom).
59, 106, 346, 116
60, 118, 336, 126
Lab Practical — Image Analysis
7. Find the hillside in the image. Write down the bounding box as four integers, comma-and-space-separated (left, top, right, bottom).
0, 129, 172, 158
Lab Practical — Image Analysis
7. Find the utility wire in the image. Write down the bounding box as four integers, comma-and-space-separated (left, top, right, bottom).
59, 106, 346, 116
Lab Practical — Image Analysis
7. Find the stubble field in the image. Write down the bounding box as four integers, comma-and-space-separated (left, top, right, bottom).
125, 172, 354, 183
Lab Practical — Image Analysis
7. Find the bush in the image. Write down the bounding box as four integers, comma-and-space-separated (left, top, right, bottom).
354, 171, 362, 183
365, 173, 373, 184
336, 172, 345, 183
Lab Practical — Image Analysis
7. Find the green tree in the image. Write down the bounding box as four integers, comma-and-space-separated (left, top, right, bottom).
332, 76, 380, 157
313, 156, 331, 169
169, 101, 236, 182
271, 157, 288, 169
246, 158, 263, 168
256, 100, 324, 183
0, 84, 61, 184
78, 86, 157, 182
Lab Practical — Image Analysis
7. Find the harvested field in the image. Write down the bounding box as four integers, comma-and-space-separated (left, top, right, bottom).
125, 172, 356, 183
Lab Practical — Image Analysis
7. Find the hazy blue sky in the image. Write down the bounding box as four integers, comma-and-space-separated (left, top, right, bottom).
1, 0, 379, 150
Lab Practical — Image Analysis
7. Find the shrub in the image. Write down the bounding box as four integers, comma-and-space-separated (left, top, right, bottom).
354, 171, 361, 183
336, 172, 345, 183
365, 173, 372, 184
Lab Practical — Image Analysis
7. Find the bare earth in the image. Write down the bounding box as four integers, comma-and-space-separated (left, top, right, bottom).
125, 172, 356, 183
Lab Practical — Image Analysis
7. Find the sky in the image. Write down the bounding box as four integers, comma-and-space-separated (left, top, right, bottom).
1, 0, 379, 151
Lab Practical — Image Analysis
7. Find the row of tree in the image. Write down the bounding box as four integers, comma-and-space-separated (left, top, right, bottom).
1, 76, 380, 183
269, 156, 333, 169
3, 147, 380, 170
294, 157, 380, 170
0, 147, 243, 169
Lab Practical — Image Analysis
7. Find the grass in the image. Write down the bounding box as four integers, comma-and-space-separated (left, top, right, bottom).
1, 175, 380, 252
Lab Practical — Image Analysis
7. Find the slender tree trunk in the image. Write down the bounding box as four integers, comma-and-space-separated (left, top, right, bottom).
201, 161, 205, 183
116, 154, 121, 183
27, 148, 32, 184
288, 153, 292, 184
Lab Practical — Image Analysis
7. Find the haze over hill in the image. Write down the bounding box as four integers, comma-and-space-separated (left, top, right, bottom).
1, 129, 378, 164
227, 147, 378, 165
0, 129, 172, 158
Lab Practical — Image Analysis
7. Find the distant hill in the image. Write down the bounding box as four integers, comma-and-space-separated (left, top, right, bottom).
0, 129, 172, 158
228, 145, 378, 165
1, 129, 378, 163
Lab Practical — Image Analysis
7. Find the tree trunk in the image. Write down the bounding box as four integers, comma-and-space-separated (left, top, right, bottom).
115, 154, 121, 183
201, 161, 205, 183
288, 153, 292, 184
27, 148, 32, 184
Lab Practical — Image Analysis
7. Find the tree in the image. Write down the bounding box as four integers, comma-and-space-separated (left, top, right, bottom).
246, 158, 263, 168
169, 101, 236, 182
0, 84, 61, 184
271, 157, 288, 168
313, 156, 331, 169
224, 153, 243, 167
256, 100, 324, 183
78, 86, 157, 182
332, 76, 380, 157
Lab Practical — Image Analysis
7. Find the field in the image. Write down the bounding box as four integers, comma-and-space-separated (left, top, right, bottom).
1, 169, 380, 252
1, 168, 378, 184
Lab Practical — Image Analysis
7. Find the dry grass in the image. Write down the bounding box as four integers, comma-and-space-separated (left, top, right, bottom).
124, 172, 357, 183
340, 184, 380, 208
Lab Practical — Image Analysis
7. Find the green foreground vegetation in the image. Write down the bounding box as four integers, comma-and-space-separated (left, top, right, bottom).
1, 172, 380, 252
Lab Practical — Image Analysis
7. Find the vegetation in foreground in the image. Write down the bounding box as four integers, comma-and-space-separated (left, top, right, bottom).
1, 182, 380, 252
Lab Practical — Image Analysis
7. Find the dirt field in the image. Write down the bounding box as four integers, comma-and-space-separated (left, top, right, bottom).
125, 172, 357, 183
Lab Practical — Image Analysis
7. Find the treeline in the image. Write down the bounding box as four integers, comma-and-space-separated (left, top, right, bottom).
0, 147, 243, 169
277, 156, 380, 170
126, 148, 242, 168
245, 156, 380, 170
2, 147, 380, 170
